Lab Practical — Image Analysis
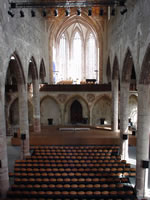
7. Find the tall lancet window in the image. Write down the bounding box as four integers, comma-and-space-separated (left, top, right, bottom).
59, 34, 67, 82
71, 31, 82, 83
86, 33, 97, 80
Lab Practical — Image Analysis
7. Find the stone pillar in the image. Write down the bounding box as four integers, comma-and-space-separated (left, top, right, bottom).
0, 86, 9, 198
60, 105, 64, 125
120, 82, 129, 160
18, 84, 30, 159
112, 79, 119, 132
49, 43, 53, 84
136, 84, 150, 197
89, 108, 92, 126
33, 79, 41, 133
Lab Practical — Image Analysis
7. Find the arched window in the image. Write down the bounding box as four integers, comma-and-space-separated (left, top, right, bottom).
58, 34, 67, 82
70, 32, 82, 83
86, 33, 97, 80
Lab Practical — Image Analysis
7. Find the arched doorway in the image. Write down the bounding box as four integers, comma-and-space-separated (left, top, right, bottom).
71, 100, 83, 124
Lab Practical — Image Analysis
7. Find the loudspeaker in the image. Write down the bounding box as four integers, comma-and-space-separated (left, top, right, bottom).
142, 160, 149, 169
132, 130, 136, 136
14, 132, 18, 138
123, 134, 128, 140
21, 134, 26, 140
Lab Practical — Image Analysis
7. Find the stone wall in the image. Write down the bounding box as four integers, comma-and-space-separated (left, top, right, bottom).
105, 0, 150, 83
0, 0, 49, 85
6, 90, 138, 128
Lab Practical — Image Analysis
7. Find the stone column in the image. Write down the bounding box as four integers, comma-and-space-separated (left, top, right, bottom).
60, 105, 64, 125
136, 84, 150, 197
112, 79, 119, 132
0, 86, 9, 198
49, 43, 53, 84
120, 82, 129, 160
18, 84, 30, 159
89, 108, 92, 126
33, 79, 41, 133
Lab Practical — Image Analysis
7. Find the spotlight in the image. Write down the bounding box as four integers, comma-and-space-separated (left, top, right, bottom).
65, 9, 70, 17
111, 8, 115, 16
31, 10, 35, 17
120, 7, 127, 15
42, 10, 47, 17
77, 8, 81, 16
10, 3, 16, 9
8, 10, 14, 18
20, 10, 24, 18
54, 9, 58, 17
119, 1, 125, 6
99, 8, 104, 16
88, 8, 92, 16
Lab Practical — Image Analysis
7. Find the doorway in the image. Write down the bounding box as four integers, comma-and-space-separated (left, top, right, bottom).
71, 100, 83, 124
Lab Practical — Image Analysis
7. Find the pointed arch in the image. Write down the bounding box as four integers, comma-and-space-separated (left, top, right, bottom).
112, 55, 120, 80
6, 52, 25, 85
139, 44, 150, 84
39, 59, 46, 83
85, 30, 98, 80
122, 48, 135, 83
40, 95, 61, 125
64, 95, 90, 124
70, 100, 83, 124
28, 56, 38, 81
92, 95, 112, 125
106, 57, 111, 83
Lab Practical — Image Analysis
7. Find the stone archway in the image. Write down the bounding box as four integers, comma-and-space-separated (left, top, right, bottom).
70, 100, 83, 124
39, 59, 46, 83
5, 52, 30, 159
28, 57, 41, 133
120, 48, 136, 160
40, 96, 61, 125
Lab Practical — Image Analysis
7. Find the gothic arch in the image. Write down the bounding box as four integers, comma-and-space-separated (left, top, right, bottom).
39, 59, 46, 83
112, 55, 120, 80
5, 52, 25, 85
8, 97, 33, 126
92, 95, 112, 125
64, 95, 90, 124
128, 94, 138, 127
122, 48, 135, 83
28, 56, 38, 81
40, 95, 61, 125
48, 11, 103, 83
139, 43, 150, 84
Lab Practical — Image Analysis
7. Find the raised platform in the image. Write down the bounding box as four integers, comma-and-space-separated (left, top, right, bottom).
11, 125, 136, 146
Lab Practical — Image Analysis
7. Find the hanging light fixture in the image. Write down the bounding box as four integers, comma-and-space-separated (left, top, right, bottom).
77, 8, 81, 16
54, 9, 58, 16
88, 8, 92, 16
31, 9, 35, 17
65, 8, 70, 16
8, 10, 15, 17
20, 10, 24, 17
99, 8, 104, 16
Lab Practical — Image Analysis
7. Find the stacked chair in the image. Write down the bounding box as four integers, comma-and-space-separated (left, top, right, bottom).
7, 145, 137, 200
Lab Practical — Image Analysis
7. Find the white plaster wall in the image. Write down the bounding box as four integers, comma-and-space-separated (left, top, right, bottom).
40, 97, 61, 125
92, 97, 112, 125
